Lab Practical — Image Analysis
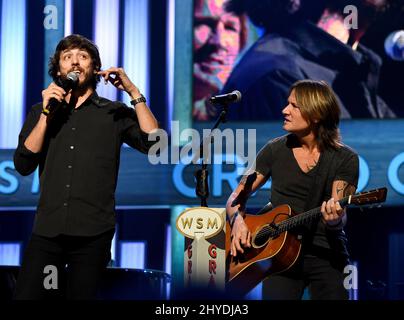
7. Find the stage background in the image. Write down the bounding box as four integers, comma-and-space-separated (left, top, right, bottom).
0, 0, 403, 300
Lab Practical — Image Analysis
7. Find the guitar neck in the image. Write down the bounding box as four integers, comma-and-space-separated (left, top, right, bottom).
276, 196, 350, 233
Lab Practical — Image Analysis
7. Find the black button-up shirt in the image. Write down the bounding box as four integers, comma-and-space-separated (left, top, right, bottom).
14, 92, 155, 237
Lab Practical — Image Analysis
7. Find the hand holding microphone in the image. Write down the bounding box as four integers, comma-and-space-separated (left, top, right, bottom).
42, 71, 79, 115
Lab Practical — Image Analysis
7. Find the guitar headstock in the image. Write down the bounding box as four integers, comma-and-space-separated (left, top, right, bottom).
348, 187, 388, 206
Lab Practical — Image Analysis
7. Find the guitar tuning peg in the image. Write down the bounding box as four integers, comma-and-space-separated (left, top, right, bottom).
359, 207, 365, 212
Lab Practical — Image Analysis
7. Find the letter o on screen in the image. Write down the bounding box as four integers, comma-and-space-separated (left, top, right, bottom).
388, 152, 404, 195
357, 156, 370, 192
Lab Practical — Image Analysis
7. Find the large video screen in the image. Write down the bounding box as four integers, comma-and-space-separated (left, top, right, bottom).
192, 0, 404, 121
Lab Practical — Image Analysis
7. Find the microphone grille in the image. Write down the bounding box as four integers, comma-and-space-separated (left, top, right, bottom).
232, 90, 242, 103
66, 71, 79, 83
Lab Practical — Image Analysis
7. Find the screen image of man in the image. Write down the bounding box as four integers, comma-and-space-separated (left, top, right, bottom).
222, 0, 397, 120
193, 0, 248, 120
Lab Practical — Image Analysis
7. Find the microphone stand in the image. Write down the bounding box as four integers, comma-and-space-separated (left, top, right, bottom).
195, 104, 229, 207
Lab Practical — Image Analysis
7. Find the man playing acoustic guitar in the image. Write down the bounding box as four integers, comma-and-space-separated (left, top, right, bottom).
227, 79, 359, 300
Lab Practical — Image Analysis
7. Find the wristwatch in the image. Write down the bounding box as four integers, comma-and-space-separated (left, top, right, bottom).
130, 94, 146, 107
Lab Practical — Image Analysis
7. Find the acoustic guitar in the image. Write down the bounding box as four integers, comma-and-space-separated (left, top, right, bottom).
225, 187, 388, 296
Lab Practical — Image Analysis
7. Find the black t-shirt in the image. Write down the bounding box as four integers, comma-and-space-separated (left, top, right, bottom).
255, 134, 359, 256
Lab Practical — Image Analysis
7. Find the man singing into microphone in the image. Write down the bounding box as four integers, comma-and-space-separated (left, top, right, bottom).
13, 34, 159, 300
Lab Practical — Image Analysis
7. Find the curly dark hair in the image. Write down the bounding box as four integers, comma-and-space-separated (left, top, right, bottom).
48, 34, 101, 89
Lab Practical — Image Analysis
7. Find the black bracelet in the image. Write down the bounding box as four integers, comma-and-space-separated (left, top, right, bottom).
130, 94, 146, 107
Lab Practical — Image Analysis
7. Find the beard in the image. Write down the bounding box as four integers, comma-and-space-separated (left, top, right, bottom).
76, 72, 96, 91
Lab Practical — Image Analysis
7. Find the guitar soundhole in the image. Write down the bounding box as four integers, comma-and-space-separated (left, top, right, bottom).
252, 224, 274, 248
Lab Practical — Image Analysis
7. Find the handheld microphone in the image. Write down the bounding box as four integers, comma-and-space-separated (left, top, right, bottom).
384, 30, 404, 61
47, 71, 79, 111
209, 90, 242, 105
59, 71, 79, 90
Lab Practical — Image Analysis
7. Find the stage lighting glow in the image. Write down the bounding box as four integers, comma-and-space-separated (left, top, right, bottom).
244, 283, 263, 300
167, 0, 175, 128
0, 243, 21, 266
120, 241, 145, 269
64, 0, 73, 36
94, 0, 119, 101
110, 228, 117, 266
44, 0, 65, 87
0, 0, 26, 148
170, 0, 193, 135
165, 224, 172, 298
121, 0, 149, 106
